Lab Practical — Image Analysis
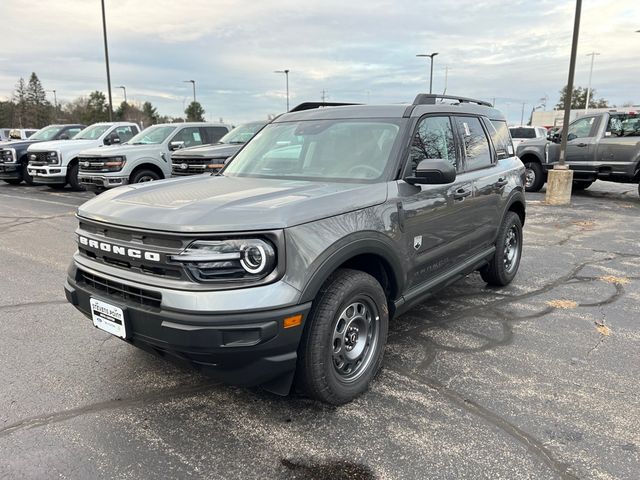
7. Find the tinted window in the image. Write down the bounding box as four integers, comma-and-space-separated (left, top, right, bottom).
488, 119, 513, 159
172, 127, 206, 148
455, 116, 492, 171
202, 126, 229, 144
567, 117, 596, 139
410, 116, 457, 173
509, 127, 536, 139
115, 126, 136, 143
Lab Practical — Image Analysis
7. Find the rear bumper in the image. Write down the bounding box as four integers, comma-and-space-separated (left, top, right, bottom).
64, 264, 311, 388
79, 174, 129, 189
27, 164, 66, 183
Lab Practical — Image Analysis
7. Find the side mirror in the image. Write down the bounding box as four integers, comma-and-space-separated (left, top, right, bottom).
169, 141, 185, 151
104, 133, 121, 145
59, 134, 70, 140
405, 159, 456, 185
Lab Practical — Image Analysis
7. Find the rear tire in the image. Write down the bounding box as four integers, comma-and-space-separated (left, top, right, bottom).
67, 163, 84, 191
48, 184, 66, 190
524, 162, 544, 192
130, 169, 160, 184
296, 269, 389, 405
3, 179, 22, 185
572, 180, 593, 191
480, 211, 523, 286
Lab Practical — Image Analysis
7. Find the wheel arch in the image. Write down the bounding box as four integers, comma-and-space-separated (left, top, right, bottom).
503, 191, 526, 226
299, 237, 405, 316
129, 162, 165, 181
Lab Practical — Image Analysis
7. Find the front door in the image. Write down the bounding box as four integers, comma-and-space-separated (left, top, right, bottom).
399, 115, 475, 291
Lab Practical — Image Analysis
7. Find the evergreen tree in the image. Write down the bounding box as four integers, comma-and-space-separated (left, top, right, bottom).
185, 101, 205, 122
142, 101, 159, 124
84, 91, 110, 123
12, 78, 28, 127
25, 72, 51, 127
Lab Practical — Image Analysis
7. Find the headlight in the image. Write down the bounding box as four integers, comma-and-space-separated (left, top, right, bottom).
104, 156, 126, 171
171, 238, 276, 282
29, 153, 36, 161
47, 151, 60, 164
0, 149, 15, 163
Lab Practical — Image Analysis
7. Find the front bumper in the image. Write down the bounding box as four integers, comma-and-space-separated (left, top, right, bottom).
64, 263, 311, 388
79, 174, 129, 189
0, 163, 21, 179
27, 164, 66, 184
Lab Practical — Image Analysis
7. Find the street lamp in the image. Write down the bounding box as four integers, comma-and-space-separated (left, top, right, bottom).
274, 69, 290, 111
584, 52, 600, 113
47, 89, 57, 110
183, 80, 196, 103
117, 85, 127, 103
100, 0, 113, 121
416, 52, 439, 94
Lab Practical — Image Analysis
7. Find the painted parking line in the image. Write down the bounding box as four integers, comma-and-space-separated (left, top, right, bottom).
0, 192, 84, 208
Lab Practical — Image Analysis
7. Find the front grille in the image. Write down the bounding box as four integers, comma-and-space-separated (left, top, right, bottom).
29, 151, 56, 165
78, 269, 162, 308
78, 156, 112, 172
172, 156, 225, 175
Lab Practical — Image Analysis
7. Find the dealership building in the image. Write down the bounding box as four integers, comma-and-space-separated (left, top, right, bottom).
532, 106, 639, 129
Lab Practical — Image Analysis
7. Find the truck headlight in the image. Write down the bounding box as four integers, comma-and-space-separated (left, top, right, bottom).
171, 239, 276, 282
105, 156, 126, 171
48, 151, 60, 164
1, 149, 16, 163
29, 153, 36, 161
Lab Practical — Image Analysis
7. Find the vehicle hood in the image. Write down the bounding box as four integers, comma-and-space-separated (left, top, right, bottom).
78, 175, 388, 232
172, 143, 240, 159
28, 139, 97, 152
79, 144, 162, 157
0, 139, 39, 149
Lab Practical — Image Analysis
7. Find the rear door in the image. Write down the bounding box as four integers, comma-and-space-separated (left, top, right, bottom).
399, 115, 477, 290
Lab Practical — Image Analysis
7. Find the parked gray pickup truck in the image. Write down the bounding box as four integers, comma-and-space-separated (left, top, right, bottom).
517, 112, 640, 194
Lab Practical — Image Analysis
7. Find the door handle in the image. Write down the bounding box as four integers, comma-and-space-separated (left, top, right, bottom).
496, 177, 508, 187
576, 143, 588, 147
453, 188, 471, 200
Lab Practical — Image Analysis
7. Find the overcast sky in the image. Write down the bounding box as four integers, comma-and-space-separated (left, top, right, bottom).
2, 0, 639, 125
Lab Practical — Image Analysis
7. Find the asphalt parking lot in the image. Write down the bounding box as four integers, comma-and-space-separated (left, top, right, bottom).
0, 181, 639, 479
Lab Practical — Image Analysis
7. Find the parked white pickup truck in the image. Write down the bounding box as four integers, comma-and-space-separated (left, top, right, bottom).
27, 122, 140, 190
77, 122, 231, 192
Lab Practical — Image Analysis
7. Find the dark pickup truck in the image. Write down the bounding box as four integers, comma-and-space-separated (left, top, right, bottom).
517, 112, 640, 194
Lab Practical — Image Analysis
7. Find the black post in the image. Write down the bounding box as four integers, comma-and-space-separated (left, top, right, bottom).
101, 0, 113, 121
429, 57, 435, 94
558, 0, 582, 166
285, 70, 289, 111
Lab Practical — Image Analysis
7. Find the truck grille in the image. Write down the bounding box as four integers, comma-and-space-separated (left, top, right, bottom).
78, 156, 109, 172
29, 151, 55, 165
78, 269, 162, 308
172, 156, 225, 175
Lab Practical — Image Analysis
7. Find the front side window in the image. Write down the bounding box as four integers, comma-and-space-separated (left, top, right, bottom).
455, 116, 493, 171
567, 117, 596, 139
410, 116, 457, 174
224, 119, 401, 182
75, 124, 111, 140
129, 125, 177, 145
172, 127, 206, 148
30, 125, 65, 141
115, 126, 136, 143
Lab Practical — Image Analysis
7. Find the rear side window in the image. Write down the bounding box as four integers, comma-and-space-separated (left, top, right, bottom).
487, 119, 513, 159
509, 127, 536, 139
202, 126, 229, 144
410, 116, 458, 173
454, 116, 493, 171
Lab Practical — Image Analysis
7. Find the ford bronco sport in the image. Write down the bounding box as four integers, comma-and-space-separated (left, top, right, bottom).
64, 94, 526, 404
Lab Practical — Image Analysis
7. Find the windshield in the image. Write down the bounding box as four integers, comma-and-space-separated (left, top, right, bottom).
75, 124, 111, 140
30, 125, 65, 141
509, 127, 536, 139
220, 122, 266, 144
128, 125, 177, 145
223, 119, 401, 182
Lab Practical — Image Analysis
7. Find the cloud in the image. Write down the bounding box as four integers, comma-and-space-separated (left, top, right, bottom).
1, 0, 639, 125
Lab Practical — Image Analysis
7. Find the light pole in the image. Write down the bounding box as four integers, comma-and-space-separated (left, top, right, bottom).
117, 85, 127, 103
416, 52, 439, 94
100, 0, 113, 121
584, 52, 600, 113
545, 0, 582, 206
47, 90, 57, 110
274, 69, 290, 111
183, 80, 196, 103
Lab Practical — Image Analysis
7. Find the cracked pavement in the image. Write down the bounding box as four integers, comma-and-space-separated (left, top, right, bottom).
0, 182, 639, 479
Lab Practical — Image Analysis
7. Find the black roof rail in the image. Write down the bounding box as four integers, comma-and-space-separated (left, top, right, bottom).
412, 94, 493, 107
289, 102, 362, 112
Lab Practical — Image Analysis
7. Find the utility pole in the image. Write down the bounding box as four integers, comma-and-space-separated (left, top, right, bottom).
443, 66, 448, 95
546, 0, 582, 205
416, 52, 439, 94
321, 90, 327, 102
520, 103, 525, 125
584, 52, 600, 113
101, 0, 113, 121
47, 90, 57, 110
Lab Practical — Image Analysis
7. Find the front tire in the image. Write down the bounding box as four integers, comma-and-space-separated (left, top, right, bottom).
3, 179, 22, 185
296, 269, 389, 405
524, 162, 545, 192
480, 211, 523, 286
130, 169, 160, 184
67, 163, 84, 191
572, 180, 593, 191
21, 162, 34, 185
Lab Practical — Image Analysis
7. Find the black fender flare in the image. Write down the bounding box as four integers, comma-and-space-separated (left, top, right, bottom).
298, 232, 405, 304
501, 188, 526, 226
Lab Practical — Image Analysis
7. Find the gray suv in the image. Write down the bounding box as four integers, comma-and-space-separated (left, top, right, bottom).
64, 94, 525, 404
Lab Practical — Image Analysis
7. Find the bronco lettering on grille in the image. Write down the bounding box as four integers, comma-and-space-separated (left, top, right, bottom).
78, 235, 161, 262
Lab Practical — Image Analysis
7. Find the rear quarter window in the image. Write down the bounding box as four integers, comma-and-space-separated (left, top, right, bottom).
487, 119, 513, 159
